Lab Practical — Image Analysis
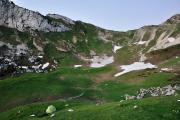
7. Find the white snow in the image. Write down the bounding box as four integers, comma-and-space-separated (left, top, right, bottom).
139, 54, 147, 62
42, 63, 49, 69
67, 109, 74, 112
161, 68, 173, 72
90, 55, 114, 68
74, 65, 82, 68
138, 41, 146, 45
168, 37, 175, 43
114, 62, 157, 77
113, 45, 122, 53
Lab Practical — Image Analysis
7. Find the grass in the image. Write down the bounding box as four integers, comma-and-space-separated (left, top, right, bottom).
0, 64, 175, 112
0, 66, 114, 111
0, 62, 177, 110
159, 56, 180, 67
0, 96, 179, 120
99, 71, 175, 101
0, 21, 180, 120
114, 45, 141, 64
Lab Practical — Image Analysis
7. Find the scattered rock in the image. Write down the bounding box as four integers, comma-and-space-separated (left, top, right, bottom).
65, 104, 69, 107
124, 94, 136, 100
67, 109, 74, 112
124, 84, 180, 100
46, 105, 56, 114
120, 100, 124, 103
42, 63, 50, 69
50, 113, 55, 118
133, 105, 138, 109
30, 114, 35, 117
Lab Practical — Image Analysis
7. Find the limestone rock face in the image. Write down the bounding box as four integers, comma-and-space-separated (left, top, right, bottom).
0, 0, 70, 32
46, 14, 75, 25
165, 14, 180, 24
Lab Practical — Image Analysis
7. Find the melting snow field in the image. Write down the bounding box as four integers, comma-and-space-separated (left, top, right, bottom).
114, 62, 157, 77
137, 41, 146, 45
168, 37, 175, 43
113, 45, 122, 53
90, 55, 114, 68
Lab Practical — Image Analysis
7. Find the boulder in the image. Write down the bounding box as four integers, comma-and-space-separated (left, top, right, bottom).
46, 105, 56, 114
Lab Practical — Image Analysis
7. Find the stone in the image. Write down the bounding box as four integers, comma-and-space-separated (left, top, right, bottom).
124, 94, 136, 100
67, 109, 74, 112
133, 105, 138, 109
46, 105, 56, 114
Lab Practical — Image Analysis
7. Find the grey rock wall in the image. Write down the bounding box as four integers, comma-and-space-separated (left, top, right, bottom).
0, 0, 70, 32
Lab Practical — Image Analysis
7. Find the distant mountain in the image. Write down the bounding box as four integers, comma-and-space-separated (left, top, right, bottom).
0, 0, 71, 32
0, 1, 180, 119
0, 0, 180, 78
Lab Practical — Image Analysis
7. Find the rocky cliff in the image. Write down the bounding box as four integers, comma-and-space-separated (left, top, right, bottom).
0, 0, 70, 32
0, 0, 180, 78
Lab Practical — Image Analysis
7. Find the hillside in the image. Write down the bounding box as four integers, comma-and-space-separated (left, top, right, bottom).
0, 0, 180, 120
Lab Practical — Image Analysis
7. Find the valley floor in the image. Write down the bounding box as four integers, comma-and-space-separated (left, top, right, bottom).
0, 55, 180, 119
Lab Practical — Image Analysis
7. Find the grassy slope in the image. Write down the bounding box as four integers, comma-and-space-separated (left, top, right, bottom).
0, 96, 179, 120
0, 65, 176, 112
0, 17, 180, 120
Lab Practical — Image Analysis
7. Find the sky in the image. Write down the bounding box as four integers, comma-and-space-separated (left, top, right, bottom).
11, 0, 180, 31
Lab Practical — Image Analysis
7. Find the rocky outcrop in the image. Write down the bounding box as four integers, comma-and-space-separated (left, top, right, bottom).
165, 14, 180, 24
0, 41, 57, 78
124, 84, 180, 100
0, 0, 70, 32
46, 14, 75, 25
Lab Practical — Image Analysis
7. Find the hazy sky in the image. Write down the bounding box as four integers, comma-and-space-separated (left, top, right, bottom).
11, 0, 180, 31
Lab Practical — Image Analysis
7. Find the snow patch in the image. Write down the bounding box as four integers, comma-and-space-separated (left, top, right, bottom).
114, 62, 157, 77
139, 54, 147, 62
168, 37, 175, 43
113, 45, 122, 53
161, 68, 173, 72
90, 55, 114, 68
138, 41, 146, 45
74, 65, 82, 68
